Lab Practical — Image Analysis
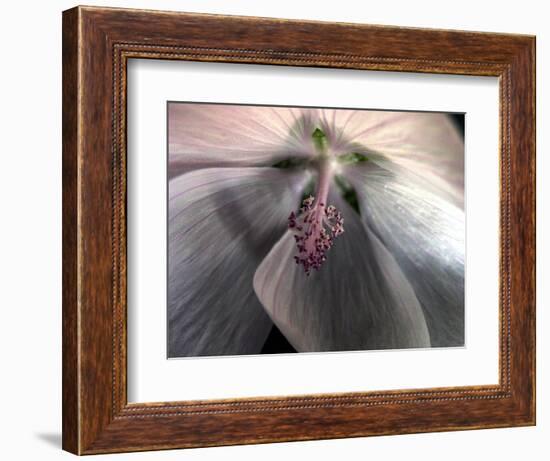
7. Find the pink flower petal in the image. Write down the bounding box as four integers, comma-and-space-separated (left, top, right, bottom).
168, 104, 318, 178
335, 110, 464, 207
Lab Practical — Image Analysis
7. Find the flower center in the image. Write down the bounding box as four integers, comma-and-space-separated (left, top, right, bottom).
288, 129, 344, 275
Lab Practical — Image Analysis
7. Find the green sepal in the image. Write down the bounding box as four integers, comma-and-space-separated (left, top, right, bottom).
334, 175, 361, 215
312, 127, 328, 154
272, 157, 306, 169
337, 152, 369, 164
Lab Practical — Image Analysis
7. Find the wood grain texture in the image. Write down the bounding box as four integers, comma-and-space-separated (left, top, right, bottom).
62, 5, 536, 455
62, 7, 79, 454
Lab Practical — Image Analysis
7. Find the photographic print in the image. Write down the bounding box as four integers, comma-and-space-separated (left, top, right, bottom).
167, 102, 465, 358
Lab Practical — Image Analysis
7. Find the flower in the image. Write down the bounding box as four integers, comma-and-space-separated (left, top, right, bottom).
168, 103, 464, 357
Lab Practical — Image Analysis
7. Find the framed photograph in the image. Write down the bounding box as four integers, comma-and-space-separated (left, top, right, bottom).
62, 6, 535, 455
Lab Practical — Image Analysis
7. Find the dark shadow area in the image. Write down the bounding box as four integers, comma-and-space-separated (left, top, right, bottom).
261, 324, 297, 354
449, 113, 465, 139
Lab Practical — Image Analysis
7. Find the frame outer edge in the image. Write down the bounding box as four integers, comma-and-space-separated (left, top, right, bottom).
501, 36, 535, 424
62, 6, 81, 455
532, 36, 537, 425
62, 6, 536, 454
527, 35, 536, 425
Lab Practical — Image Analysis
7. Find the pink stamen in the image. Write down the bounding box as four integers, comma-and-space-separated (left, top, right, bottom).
288, 160, 344, 275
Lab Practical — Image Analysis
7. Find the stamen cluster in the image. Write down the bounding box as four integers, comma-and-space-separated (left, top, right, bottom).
288, 196, 344, 275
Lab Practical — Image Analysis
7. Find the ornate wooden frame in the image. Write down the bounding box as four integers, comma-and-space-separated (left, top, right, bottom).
62, 5, 536, 454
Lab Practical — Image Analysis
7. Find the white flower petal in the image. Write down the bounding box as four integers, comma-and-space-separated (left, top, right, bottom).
345, 161, 465, 347
168, 104, 318, 176
168, 167, 309, 357
253, 191, 430, 352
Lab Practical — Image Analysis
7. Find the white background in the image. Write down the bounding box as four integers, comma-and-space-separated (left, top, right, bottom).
128, 61, 499, 402
0, 1, 546, 460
